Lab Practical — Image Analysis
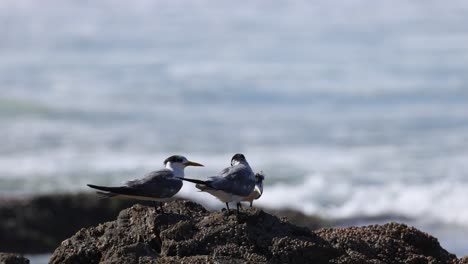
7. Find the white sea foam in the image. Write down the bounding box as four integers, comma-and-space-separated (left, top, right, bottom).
256, 175, 468, 227
2, 143, 468, 230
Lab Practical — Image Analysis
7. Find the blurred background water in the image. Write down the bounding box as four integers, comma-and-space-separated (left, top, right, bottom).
1, 0, 468, 257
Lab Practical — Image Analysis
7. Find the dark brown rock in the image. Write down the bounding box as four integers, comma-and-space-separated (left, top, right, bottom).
50, 200, 338, 263
264, 208, 326, 230
0, 253, 29, 264
0, 192, 329, 255
317, 223, 457, 264
0, 193, 142, 253
49, 200, 462, 264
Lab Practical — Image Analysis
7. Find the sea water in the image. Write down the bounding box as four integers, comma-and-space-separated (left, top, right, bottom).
1, 0, 468, 257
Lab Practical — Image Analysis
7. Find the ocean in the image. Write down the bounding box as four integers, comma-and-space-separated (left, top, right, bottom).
1, 0, 468, 259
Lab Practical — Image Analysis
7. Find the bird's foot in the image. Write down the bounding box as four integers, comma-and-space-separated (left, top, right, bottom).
221, 208, 231, 217
223, 203, 231, 217
153, 202, 165, 214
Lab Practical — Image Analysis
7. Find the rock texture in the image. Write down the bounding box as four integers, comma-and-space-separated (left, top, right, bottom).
0, 192, 326, 254
0, 253, 29, 264
50, 200, 461, 264
318, 224, 456, 264
0, 193, 139, 253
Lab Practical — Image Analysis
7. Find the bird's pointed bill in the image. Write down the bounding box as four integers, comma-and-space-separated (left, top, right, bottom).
254, 185, 262, 195
186, 161, 204, 167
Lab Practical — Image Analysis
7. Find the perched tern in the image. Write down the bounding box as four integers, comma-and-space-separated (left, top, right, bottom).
180, 153, 255, 214
87, 155, 203, 212
239, 171, 265, 208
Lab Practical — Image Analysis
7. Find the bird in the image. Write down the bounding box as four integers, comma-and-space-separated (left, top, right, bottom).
239, 171, 265, 208
179, 153, 255, 214
87, 155, 203, 212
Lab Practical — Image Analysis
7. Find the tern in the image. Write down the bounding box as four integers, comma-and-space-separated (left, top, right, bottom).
180, 153, 255, 214
239, 171, 265, 208
87, 155, 203, 212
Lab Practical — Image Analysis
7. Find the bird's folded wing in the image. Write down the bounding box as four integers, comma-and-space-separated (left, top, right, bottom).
125, 170, 182, 198
210, 176, 253, 197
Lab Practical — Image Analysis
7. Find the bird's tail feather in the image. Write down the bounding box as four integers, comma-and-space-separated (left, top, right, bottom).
87, 184, 137, 196
178, 177, 207, 185
179, 177, 214, 190
195, 183, 212, 191
87, 184, 116, 192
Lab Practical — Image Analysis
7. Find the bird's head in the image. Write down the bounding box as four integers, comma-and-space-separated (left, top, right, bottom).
254, 171, 265, 197
164, 155, 204, 170
255, 171, 265, 184
231, 153, 247, 166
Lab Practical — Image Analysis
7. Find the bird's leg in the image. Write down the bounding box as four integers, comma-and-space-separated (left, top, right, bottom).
225, 202, 230, 215
159, 202, 165, 214
236, 202, 243, 213
250, 201, 253, 208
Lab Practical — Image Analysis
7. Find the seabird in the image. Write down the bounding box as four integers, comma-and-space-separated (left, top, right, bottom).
239, 171, 265, 208
87, 155, 203, 212
180, 153, 255, 214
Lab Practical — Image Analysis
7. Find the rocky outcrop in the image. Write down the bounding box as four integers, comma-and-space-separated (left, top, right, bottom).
49, 200, 461, 264
0, 253, 29, 264
318, 224, 456, 264
264, 208, 326, 230
0, 193, 137, 253
0, 193, 326, 254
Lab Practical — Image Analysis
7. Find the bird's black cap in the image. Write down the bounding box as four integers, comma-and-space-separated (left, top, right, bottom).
255, 172, 265, 181
164, 155, 185, 164
231, 153, 246, 164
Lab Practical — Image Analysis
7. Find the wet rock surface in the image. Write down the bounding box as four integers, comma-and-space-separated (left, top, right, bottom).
318, 224, 457, 264
50, 200, 462, 264
0, 253, 30, 264
0, 193, 138, 254
0, 193, 326, 254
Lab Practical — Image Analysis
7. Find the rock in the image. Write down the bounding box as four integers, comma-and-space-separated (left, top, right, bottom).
0, 253, 29, 264
0, 192, 329, 254
317, 223, 457, 264
49, 200, 461, 264
50, 200, 338, 263
0, 193, 140, 253
264, 208, 326, 230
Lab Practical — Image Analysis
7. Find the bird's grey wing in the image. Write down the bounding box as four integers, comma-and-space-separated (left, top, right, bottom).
210, 165, 255, 196
218, 164, 253, 179
217, 166, 232, 176
125, 169, 182, 198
